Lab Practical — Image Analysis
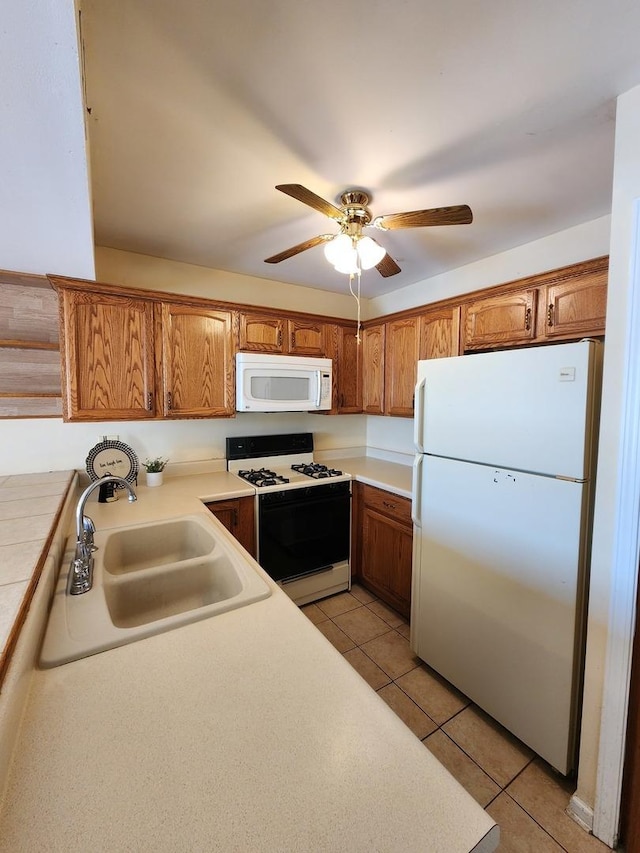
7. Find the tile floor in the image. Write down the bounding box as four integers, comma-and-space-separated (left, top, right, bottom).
301, 584, 613, 853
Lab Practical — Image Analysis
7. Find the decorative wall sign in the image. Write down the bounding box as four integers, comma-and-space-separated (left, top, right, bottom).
86, 438, 139, 487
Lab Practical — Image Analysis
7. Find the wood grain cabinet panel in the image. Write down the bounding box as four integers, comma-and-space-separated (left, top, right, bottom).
541, 271, 607, 340
462, 289, 537, 351
287, 318, 325, 356
204, 496, 256, 557
58, 288, 156, 421
362, 323, 385, 415
352, 482, 413, 618
419, 306, 461, 360
335, 323, 362, 413
238, 313, 284, 352
384, 317, 419, 417
160, 304, 235, 418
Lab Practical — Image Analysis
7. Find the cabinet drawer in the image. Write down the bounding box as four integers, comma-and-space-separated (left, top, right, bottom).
361, 484, 412, 524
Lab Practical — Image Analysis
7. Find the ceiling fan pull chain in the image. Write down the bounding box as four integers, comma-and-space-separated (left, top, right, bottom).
349, 271, 362, 344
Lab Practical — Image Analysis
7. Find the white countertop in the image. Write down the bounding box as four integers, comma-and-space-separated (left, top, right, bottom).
0, 462, 498, 852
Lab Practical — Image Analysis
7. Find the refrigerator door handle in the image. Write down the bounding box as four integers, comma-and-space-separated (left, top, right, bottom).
412, 454, 423, 527
414, 378, 426, 452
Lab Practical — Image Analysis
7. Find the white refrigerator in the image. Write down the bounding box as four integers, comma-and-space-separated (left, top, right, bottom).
410, 339, 601, 774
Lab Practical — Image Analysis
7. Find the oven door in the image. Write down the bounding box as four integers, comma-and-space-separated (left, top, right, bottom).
258, 481, 351, 582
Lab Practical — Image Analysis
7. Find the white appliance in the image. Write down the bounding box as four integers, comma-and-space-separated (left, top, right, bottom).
226, 433, 351, 605
236, 352, 332, 412
411, 339, 601, 774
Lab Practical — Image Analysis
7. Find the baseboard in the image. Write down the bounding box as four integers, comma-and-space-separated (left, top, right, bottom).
567, 794, 594, 832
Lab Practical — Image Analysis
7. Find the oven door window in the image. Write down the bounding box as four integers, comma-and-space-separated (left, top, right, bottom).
259, 486, 350, 582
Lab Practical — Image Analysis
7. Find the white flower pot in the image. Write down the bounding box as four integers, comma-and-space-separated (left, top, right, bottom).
145, 471, 164, 487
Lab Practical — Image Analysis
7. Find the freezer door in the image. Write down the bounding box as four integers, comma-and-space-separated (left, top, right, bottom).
416, 339, 600, 480
411, 455, 589, 774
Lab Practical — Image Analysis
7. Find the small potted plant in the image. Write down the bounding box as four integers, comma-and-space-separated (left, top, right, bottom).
143, 457, 168, 487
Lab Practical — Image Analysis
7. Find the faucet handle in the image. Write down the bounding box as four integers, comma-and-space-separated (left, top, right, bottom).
82, 515, 98, 552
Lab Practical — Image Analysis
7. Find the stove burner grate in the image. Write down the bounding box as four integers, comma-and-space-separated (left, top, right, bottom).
291, 462, 344, 480
238, 468, 290, 488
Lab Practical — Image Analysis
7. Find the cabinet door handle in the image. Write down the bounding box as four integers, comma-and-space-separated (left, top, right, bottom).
233, 508, 238, 527
383, 500, 397, 510
547, 304, 554, 327
147, 392, 153, 411
167, 391, 172, 411
524, 307, 532, 331
277, 329, 282, 347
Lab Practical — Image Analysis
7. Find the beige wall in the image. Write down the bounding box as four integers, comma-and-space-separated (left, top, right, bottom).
0, 1, 94, 279
95, 247, 361, 319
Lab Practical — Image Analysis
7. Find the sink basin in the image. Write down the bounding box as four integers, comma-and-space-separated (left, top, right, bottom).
105, 554, 243, 628
40, 514, 271, 667
103, 517, 216, 574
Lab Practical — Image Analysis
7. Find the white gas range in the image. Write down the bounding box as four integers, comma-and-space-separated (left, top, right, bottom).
226, 433, 352, 605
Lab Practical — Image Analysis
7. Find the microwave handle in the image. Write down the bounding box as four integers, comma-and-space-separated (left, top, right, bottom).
316, 370, 322, 408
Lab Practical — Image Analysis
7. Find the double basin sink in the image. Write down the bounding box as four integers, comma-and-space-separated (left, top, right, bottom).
40, 514, 271, 667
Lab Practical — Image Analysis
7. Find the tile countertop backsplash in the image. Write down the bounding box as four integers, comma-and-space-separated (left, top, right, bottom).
0, 471, 76, 652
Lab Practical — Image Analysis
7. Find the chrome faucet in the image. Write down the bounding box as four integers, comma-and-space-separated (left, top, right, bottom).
68, 476, 137, 595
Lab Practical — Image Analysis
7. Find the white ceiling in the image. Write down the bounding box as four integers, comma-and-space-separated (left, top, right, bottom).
81, 0, 640, 298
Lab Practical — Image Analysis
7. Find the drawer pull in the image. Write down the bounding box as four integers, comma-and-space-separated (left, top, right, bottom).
383, 500, 397, 510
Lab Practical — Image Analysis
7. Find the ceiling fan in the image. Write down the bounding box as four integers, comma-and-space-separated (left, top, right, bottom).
264, 184, 473, 278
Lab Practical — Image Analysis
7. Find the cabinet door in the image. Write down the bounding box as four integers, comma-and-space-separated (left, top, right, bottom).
161, 303, 235, 417
542, 271, 607, 339
239, 312, 285, 352
419, 306, 461, 360
336, 323, 362, 413
357, 485, 413, 618
462, 289, 536, 351
205, 496, 256, 557
361, 323, 385, 415
59, 289, 156, 421
287, 318, 325, 356
384, 317, 419, 417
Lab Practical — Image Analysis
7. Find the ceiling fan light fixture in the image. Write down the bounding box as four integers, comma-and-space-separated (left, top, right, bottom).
323, 233, 352, 266
333, 246, 360, 275
357, 235, 386, 269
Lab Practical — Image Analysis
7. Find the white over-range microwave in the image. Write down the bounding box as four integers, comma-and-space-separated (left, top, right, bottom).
235, 352, 333, 412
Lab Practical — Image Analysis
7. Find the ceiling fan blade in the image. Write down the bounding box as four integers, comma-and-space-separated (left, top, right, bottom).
375, 204, 473, 230
376, 253, 401, 278
276, 184, 344, 221
264, 234, 332, 264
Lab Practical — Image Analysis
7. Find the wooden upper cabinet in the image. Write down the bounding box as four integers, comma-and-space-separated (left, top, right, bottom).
239, 312, 326, 356
462, 288, 537, 351
58, 288, 156, 421
287, 318, 325, 356
419, 306, 461, 360
336, 323, 362, 413
361, 323, 385, 415
160, 303, 235, 418
384, 317, 419, 417
539, 263, 608, 340
238, 313, 284, 352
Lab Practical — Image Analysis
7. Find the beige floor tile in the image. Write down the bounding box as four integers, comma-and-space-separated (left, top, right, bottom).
343, 648, 391, 690
349, 583, 377, 604
315, 591, 362, 618
315, 619, 355, 653
377, 684, 437, 739
424, 730, 500, 808
395, 622, 411, 640
486, 792, 565, 852
299, 602, 328, 625
507, 759, 611, 852
366, 599, 406, 628
443, 705, 534, 788
396, 664, 469, 725
360, 630, 421, 680
333, 606, 390, 645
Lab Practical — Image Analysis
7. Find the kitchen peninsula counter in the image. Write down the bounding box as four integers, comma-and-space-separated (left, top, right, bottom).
0, 472, 497, 853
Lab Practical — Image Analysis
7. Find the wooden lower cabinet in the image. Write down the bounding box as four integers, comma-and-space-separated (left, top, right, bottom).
204, 496, 256, 558
352, 482, 413, 618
